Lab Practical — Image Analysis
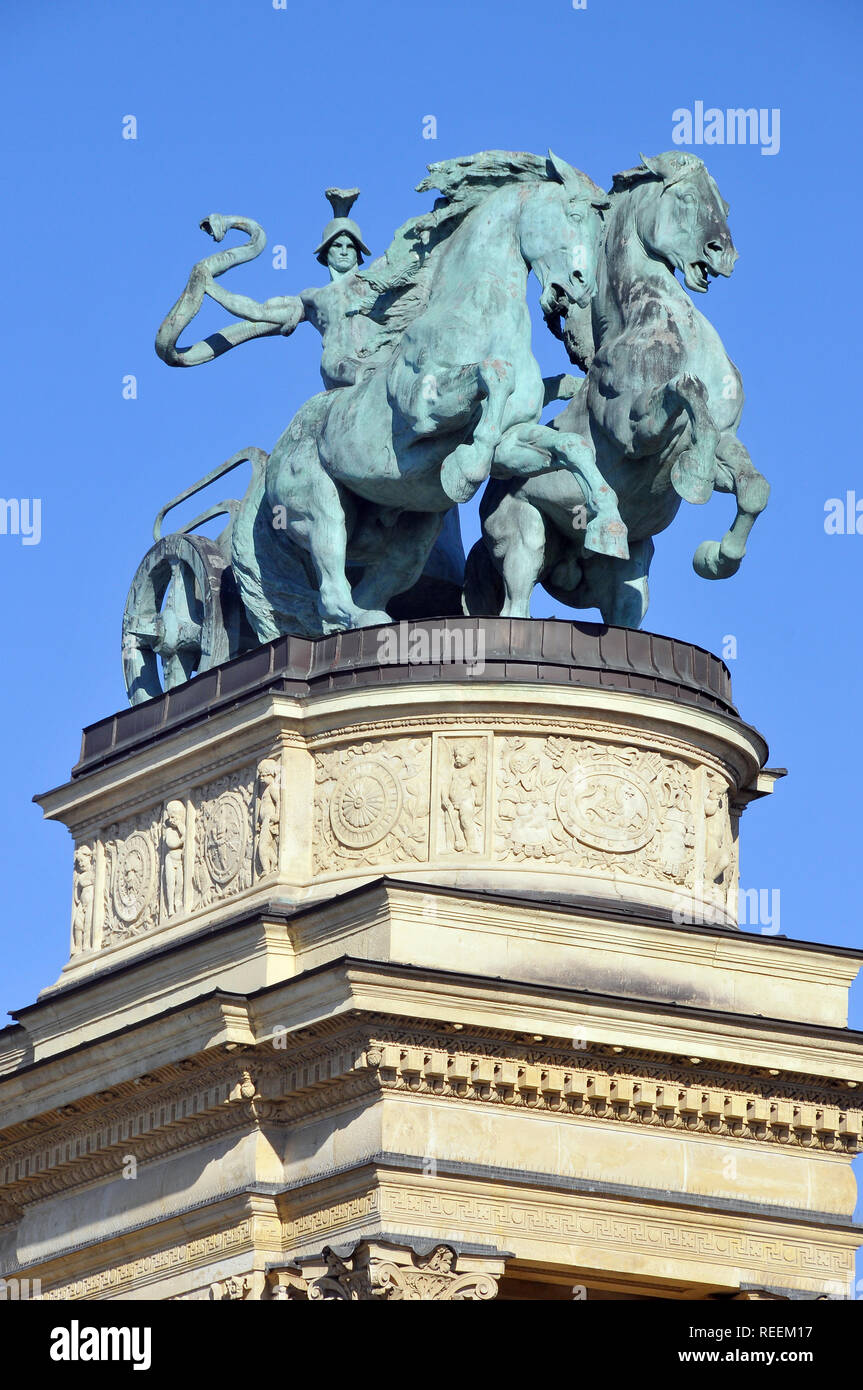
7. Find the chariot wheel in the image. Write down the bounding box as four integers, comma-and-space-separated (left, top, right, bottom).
122, 533, 248, 705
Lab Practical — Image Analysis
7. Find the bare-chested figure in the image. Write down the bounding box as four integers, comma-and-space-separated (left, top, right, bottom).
71, 844, 96, 954
158, 189, 390, 391
440, 742, 484, 854
163, 800, 185, 917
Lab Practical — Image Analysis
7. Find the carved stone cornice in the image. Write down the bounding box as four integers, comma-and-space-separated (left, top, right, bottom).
345, 1038, 861, 1153
1, 1014, 859, 1219
254, 1021, 863, 1153
0, 1056, 256, 1211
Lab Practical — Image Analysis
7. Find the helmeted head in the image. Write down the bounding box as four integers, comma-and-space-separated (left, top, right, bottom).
517, 151, 610, 327
612, 151, 738, 292
314, 187, 371, 274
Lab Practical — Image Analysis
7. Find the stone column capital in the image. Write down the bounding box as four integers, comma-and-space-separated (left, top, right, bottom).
297, 1239, 506, 1301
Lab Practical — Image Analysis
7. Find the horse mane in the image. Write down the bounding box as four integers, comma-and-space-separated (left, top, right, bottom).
611, 151, 729, 216
352, 152, 606, 356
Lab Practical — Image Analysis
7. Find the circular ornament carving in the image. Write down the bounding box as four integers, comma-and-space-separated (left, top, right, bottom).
556, 761, 656, 852
112, 830, 157, 923
203, 791, 248, 884
330, 758, 402, 849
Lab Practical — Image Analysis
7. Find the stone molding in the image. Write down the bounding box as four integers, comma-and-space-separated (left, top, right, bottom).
72, 621, 743, 778
283, 1180, 855, 1291
1, 1018, 859, 1223
39, 1216, 259, 1301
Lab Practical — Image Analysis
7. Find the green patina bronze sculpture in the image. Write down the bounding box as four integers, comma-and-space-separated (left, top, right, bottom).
465, 152, 769, 626
122, 148, 767, 706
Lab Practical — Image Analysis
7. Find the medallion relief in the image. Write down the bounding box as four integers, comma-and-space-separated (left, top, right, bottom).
314, 738, 429, 872
193, 773, 254, 909
102, 812, 161, 946
495, 735, 696, 887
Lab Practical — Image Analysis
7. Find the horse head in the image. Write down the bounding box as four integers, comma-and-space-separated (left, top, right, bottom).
613, 151, 738, 294
518, 151, 610, 324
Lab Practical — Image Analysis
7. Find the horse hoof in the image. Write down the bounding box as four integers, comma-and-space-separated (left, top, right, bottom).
320, 607, 392, 634
671, 452, 714, 505
356, 610, 393, 629
584, 516, 629, 560
320, 614, 355, 635
440, 447, 487, 504
693, 540, 741, 581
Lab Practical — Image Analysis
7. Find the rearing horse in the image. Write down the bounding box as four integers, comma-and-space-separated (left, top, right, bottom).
231, 152, 627, 637
464, 151, 769, 627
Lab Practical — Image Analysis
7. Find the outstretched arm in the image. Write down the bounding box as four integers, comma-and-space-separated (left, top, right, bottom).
205, 280, 305, 334
156, 214, 304, 366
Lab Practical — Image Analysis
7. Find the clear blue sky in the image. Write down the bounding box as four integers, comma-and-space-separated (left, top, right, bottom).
1, 0, 862, 1229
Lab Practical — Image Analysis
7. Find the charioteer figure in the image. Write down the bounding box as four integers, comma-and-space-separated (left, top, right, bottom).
156, 187, 391, 391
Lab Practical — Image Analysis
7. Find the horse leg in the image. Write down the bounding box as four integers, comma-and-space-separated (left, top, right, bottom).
481, 487, 548, 618
492, 421, 629, 560
630, 375, 719, 505
439, 358, 516, 504
579, 538, 656, 628
350, 510, 444, 611
693, 434, 770, 580
267, 432, 390, 633
668, 376, 720, 505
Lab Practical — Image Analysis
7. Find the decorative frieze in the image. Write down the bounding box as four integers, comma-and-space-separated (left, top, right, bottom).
434, 735, 490, 858
68, 755, 286, 959
380, 1189, 852, 1283
63, 712, 747, 960
495, 736, 699, 888
39, 1220, 256, 1301
313, 738, 430, 872
59, 695, 755, 967
102, 811, 161, 947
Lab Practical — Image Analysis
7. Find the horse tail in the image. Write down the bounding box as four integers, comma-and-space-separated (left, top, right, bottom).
156, 215, 279, 367
230, 463, 323, 641
462, 539, 504, 616
231, 395, 338, 640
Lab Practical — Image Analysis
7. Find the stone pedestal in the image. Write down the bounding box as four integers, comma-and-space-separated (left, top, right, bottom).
1, 620, 861, 1300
